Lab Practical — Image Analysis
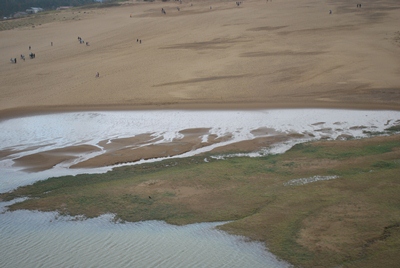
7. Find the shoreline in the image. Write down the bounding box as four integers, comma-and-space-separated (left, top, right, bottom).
2, 100, 400, 121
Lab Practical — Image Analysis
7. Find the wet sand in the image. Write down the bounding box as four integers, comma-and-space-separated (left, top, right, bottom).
2, 109, 398, 175
1, 0, 400, 169
13, 131, 294, 170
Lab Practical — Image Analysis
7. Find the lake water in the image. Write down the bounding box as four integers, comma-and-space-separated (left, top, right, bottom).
0, 200, 287, 268
1, 109, 399, 267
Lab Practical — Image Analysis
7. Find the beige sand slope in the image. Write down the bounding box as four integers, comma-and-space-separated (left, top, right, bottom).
1, 0, 400, 119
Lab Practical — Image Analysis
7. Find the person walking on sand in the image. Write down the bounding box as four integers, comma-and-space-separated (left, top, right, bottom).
96, 72, 99, 78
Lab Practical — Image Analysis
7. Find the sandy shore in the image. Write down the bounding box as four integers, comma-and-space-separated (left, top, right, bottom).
1, 0, 400, 120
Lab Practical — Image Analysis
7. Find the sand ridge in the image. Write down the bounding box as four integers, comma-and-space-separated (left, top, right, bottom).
0, 0, 400, 120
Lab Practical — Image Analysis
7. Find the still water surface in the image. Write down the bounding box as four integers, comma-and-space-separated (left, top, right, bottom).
0, 203, 287, 267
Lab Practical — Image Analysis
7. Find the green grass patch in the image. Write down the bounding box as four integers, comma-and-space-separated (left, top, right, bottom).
372, 160, 398, 169
385, 125, 400, 132
290, 139, 399, 160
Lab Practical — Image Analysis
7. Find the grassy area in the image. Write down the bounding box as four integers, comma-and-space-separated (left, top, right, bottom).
1, 134, 400, 267
0, 10, 85, 31
0, 3, 116, 32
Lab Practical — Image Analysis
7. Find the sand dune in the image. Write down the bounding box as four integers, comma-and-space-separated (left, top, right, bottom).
0, 0, 399, 120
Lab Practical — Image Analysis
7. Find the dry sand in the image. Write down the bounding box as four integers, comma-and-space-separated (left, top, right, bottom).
1, 0, 399, 119
1, 0, 400, 170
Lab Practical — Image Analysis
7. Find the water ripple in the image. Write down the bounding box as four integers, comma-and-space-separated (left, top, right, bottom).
0, 210, 290, 267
